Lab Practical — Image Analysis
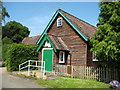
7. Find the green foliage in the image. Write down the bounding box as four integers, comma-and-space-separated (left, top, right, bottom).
2, 37, 13, 61
5, 43, 38, 72
2, 21, 30, 43
90, 2, 120, 68
2, 36, 13, 45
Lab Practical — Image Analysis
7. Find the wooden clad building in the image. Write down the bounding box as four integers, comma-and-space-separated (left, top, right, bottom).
36, 9, 98, 71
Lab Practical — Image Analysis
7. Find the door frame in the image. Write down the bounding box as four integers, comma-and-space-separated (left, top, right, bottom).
42, 48, 53, 71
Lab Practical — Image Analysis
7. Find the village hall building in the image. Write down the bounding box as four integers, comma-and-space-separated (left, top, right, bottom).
36, 9, 98, 72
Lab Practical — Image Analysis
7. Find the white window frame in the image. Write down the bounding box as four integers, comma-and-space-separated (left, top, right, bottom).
57, 17, 62, 27
92, 52, 98, 61
59, 51, 65, 63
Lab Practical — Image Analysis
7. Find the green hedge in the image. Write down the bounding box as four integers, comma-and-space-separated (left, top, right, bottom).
5, 43, 38, 72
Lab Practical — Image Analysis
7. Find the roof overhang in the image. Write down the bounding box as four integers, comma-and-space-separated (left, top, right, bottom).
36, 35, 57, 52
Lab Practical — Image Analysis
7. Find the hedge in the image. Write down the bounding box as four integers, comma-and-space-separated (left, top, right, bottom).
5, 43, 38, 72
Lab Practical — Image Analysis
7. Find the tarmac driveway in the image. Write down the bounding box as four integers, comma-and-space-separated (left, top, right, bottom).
1, 67, 45, 89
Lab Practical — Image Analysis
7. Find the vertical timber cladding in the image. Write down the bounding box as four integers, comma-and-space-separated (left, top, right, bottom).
48, 16, 87, 66
38, 51, 42, 70
42, 48, 53, 71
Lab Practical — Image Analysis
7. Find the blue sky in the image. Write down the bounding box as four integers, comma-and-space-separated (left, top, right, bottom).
3, 2, 100, 36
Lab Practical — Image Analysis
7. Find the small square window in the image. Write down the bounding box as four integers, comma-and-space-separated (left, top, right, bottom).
57, 18, 62, 27
59, 51, 65, 63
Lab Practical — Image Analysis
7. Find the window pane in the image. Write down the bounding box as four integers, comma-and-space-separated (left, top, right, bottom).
57, 18, 62, 26
59, 51, 65, 63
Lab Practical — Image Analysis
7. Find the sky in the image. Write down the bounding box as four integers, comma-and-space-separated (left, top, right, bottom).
3, 2, 100, 37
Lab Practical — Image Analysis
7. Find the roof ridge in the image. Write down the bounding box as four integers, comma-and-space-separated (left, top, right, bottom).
28, 35, 41, 38
59, 9, 97, 29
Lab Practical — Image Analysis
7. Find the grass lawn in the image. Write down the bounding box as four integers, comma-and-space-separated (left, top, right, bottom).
37, 77, 112, 88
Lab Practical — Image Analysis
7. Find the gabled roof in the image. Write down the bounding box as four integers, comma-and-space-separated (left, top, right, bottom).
36, 9, 97, 45
60, 9, 97, 39
36, 34, 69, 52
22, 35, 40, 45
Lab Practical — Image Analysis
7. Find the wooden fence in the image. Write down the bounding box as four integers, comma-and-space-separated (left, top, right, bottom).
55, 65, 120, 82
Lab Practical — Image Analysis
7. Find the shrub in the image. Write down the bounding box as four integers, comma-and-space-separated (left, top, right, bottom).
2, 37, 13, 61
5, 43, 38, 72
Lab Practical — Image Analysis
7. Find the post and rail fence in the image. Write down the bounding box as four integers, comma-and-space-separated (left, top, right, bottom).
19, 60, 45, 77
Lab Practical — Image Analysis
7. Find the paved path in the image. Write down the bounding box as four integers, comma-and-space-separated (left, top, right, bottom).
0, 68, 2, 89
1, 67, 45, 89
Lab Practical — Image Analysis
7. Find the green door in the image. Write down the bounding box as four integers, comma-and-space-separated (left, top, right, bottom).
43, 49, 53, 71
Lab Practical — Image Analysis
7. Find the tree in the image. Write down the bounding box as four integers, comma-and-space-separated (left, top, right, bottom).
1, 2, 10, 24
90, 2, 120, 68
2, 21, 30, 43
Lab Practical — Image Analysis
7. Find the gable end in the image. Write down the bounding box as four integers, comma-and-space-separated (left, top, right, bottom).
36, 9, 89, 45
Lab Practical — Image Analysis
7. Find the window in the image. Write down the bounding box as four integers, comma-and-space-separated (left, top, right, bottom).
57, 17, 62, 27
92, 52, 98, 61
59, 51, 65, 63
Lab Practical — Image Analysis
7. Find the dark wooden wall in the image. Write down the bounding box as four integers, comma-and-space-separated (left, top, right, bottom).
38, 15, 98, 70
48, 15, 87, 66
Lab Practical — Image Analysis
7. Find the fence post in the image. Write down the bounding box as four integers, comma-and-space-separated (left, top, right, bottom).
71, 65, 73, 78
28, 60, 30, 76
36, 61, 37, 67
106, 68, 108, 82
19, 65, 20, 73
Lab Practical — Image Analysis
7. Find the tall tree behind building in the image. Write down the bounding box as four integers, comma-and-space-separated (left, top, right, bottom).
90, 2, 120, 68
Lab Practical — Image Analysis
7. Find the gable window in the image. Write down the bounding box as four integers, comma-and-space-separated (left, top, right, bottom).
59, 51, 65, 63
92, 52, 98, 61
57, 17, 62, 27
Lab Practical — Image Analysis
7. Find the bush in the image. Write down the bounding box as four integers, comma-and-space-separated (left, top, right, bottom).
2, 37, 13, 61
5, 43, 38, 72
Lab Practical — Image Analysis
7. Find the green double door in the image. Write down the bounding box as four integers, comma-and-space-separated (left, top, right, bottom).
43, 48, 53, 71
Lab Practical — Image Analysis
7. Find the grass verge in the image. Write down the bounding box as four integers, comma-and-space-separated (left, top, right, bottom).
37, 77, 112, 88
14, 74, 113, 89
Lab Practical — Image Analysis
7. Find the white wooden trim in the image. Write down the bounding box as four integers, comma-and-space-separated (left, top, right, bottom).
43, 48, 53, 50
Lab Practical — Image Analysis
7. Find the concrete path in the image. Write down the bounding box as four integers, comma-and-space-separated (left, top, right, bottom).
0, 67, 2, 89
1, 67, 45, 89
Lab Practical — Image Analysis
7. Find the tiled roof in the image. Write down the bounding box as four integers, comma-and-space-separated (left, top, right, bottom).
60, 9, 97, 39
47, 34, 69, 51
22, 35, 40, 45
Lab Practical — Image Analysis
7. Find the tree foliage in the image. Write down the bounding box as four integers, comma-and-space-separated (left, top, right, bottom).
2, 36, 13, 45
90, 2, 120, 67
2, 21, 30, 43
0, 2, 10, 24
